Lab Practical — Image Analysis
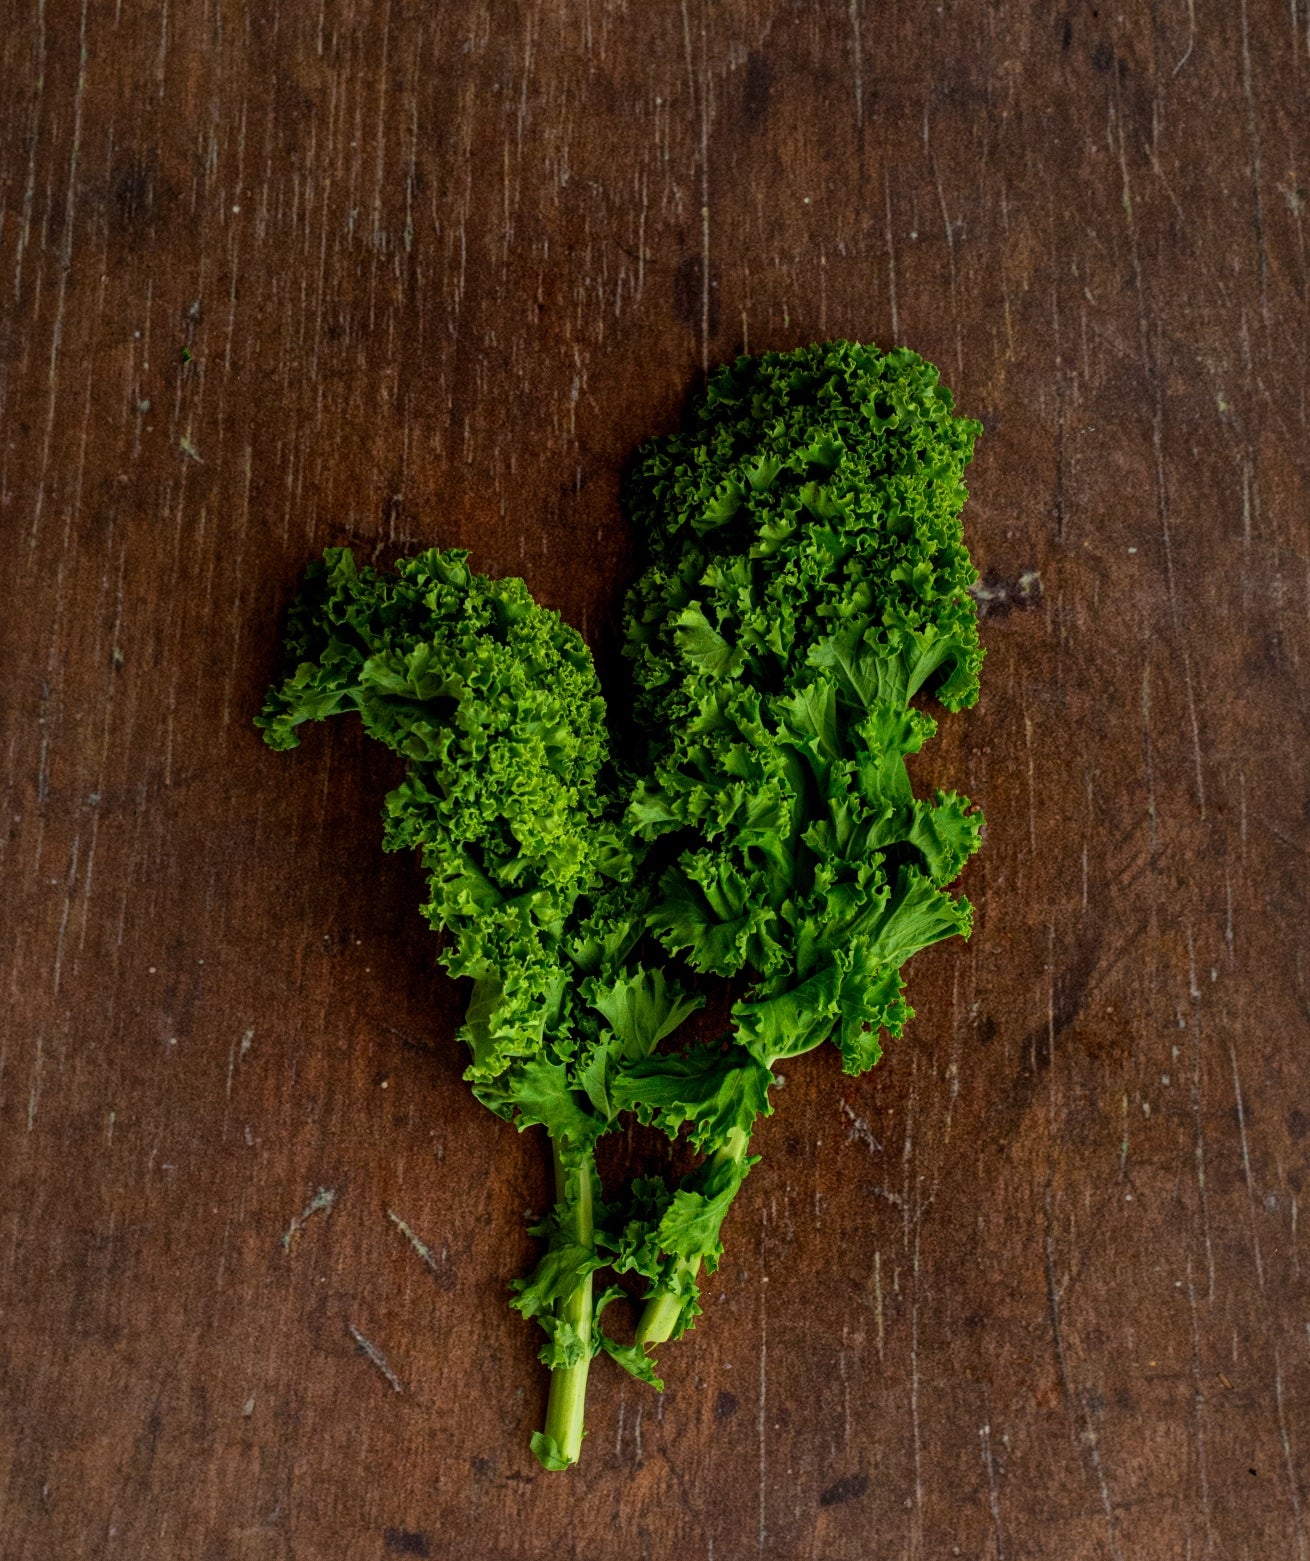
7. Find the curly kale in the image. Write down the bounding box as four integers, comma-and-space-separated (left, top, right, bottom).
257, 340, 984, 1470
612, 341, 983, 1347
258, 547, 666, 1468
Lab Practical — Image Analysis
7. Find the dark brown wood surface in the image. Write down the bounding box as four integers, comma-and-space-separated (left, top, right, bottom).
3, 3, 1309, 1557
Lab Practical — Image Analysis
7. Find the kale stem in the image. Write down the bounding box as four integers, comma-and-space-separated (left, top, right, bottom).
539, 1139, 594, 1467
634, 1124, 750, 1349
633, 1280, 687, 1349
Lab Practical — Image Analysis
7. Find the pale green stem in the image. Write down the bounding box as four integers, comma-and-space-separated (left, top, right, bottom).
634, 1124, 749, 1348
540, 1140, 594, 1466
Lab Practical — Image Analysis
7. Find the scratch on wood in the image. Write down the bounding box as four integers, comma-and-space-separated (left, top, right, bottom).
1022, 698, 1037, 857
1114, 86, 1185, 658
757, 1219, 767, 1555
10, 0, 46, 306
1227, 1038, 1266, 1291
386, 1207, 442, 1276
1273, 1344, 1309, 1561
847, 0, 863, 132
1185, 928, 1216, 1302
883, 169, 899, 342
1141, 665, 1159, 853
1188, 1050, 1216, 1299
872, 1248, 884, 1362
929, 141, 964, 389
687, 0, 712, 377
27, 0, 89, 556
280, 1186, 337, 1252
1045, 1185, 1125, 1561
1238, 0, 1271, 329
1045, 918, 1057, 1129
1173, 0, 1196, 74
1043, 1188, 1074, 1417
838, 1326, 851, 1445
1079, 1390, 1126, 1561
347, 1321, 406, 1394
27, 1024, 46, 1133
840, 1100, 881, 1154
1183, 1253, 1215, 1554
900, 1054, 925, 1558
908, 1218, 924, 1559
225, 1028, 254, 1101
50, 834, 78, 999
980, 1423, 1006, 1560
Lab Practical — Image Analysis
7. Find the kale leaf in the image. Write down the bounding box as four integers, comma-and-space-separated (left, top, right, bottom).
613, 341, 983, 1349
258, 340, 985, 1467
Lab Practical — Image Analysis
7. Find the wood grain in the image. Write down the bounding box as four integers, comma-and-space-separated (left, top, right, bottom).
2, 3, 1308, 1557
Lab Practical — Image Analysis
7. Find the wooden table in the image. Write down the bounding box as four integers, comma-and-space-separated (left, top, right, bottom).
4, 4, 1307, 1557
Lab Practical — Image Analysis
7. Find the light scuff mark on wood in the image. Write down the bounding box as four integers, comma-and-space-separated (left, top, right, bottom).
385, 1207, 443, 1277
279, 1186, 337, 1253
346, 1322, 406, 1395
